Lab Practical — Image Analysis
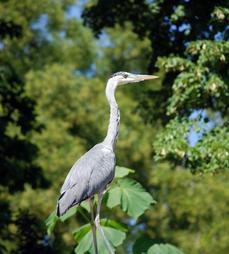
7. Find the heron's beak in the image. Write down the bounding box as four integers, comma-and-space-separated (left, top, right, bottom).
136, 74, 159, 81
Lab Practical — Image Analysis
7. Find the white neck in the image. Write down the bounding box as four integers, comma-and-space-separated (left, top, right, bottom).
103, 79, 120, 150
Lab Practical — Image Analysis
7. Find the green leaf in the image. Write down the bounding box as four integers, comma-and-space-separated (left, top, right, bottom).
106, 186, 122, 208
74, 229, 93, 254
101, 219, 128, 232
147, 244, 185, 254
45, 211, 58, 235
45, 207, 78, 235
106, 178, 156, 219
74, 222, 126, 254
115, 166, 134, 178
80, 200, 90, 212
60, 206, 78, 222
119, 178, 156, 218
73, 223, 91, 243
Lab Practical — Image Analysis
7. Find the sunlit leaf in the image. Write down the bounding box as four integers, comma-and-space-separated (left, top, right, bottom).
115, 166, 134, 178
73, 223, 91, 243
147, 244, 185, 254
45, 211, 58, 235
106, 186, 122, 208
60, 206, 78, 222
101, 219, 127, 232
119, 178, 156, 218
45, 206, 78, 235
80, 200, 90, 212
74, 229, 93, 254
106, 178, 156, 219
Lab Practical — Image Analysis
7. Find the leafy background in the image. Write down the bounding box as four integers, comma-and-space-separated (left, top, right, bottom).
0, 0, 228, 253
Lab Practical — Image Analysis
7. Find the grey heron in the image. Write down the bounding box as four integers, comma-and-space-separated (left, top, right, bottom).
57, 72, 158, 253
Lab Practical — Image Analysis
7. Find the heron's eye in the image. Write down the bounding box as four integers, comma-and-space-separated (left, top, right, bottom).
123, 74, 128, 78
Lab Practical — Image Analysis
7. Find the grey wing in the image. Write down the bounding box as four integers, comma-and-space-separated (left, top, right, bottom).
57, 144, 115, 216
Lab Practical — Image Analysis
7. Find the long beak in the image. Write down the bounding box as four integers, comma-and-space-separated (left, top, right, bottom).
136, 74, 159, 81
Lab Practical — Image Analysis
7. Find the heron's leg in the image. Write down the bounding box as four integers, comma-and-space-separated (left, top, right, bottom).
89, 198, 98, 254
94, 192, 103, 227
95, 192, 114, 254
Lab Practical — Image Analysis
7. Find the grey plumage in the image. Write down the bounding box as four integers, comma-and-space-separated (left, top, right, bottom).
57, 143, 115, 216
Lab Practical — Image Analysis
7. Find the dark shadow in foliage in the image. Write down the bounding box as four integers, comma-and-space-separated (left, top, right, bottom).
133, 235, 156, 254
11, 210, 63, 254
0, 65, 49, 192
0, 18, 48, 252
82, 0, 228, 71
0, 201, 12, 254
0, 20, 22, 39
0, 19, 48, 193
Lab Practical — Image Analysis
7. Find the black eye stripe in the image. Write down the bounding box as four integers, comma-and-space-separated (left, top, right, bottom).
110, 72, 129, 78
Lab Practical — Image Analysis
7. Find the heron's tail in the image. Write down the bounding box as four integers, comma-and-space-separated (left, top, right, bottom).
57, 187, 87, 217
57, 190, 78, 217
57, 192, 66, 217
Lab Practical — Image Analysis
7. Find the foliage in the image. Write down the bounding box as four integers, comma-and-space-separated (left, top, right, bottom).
11, 210, 60, 254
83, 0, 228, 70
154, 39, 229, 172
0, 0, 89, 252
147, 244, 185, 254
154, 118, 229, 172
106, 178, 155, 218
133, 236, 185, 254
0, 1, 49, 192
146, 164, 229, 254
95, 22, 152, 76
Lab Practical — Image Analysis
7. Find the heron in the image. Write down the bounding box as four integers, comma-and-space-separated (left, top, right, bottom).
57, 72, 158, 253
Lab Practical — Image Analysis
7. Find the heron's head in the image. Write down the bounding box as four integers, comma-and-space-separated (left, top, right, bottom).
110, 71, 158, 85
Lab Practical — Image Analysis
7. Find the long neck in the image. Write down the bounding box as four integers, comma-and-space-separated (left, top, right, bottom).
103, 80, 120, 150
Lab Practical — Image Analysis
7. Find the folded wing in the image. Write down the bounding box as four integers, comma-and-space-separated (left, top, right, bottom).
57, 143, 115, 216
